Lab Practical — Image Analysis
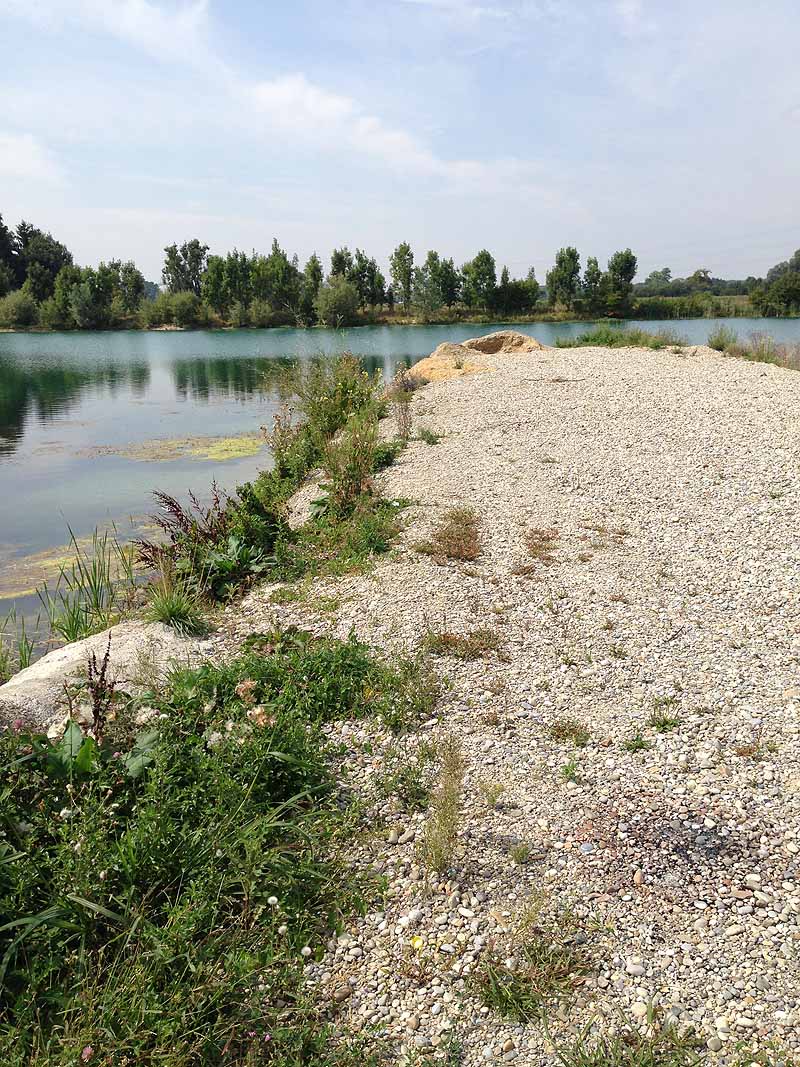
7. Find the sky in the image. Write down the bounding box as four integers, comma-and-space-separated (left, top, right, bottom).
1, 0, 799, 283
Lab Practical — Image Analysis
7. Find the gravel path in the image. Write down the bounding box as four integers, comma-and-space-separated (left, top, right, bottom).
217, 343, 800, 1064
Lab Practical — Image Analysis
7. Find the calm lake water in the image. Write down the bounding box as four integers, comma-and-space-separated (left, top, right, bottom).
2, 317, 799, 625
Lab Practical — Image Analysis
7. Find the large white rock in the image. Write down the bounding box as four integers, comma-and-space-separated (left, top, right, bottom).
0, 621, 210, 731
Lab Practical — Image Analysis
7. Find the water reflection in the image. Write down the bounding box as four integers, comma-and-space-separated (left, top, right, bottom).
0, 357, 151, 454
171, 355, 298, 402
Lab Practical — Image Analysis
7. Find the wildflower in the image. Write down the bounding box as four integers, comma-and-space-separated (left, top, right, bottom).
278, 924, 288, 935
247, 705, 276, 728
267, 895, 279, 906
235, 678, 258, 706
81, 1048, 94, 1063
207, 730, 223, 749
58, 807, 73, 820
300, 946, 312, 958
12, 718, 23, 733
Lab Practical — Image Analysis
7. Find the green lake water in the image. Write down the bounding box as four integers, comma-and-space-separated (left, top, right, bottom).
2, 317, 799, 627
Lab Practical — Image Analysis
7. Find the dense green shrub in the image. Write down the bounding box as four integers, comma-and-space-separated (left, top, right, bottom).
171, 290, 200, 328
0, 288, 38, 327
314, 275, 360, 326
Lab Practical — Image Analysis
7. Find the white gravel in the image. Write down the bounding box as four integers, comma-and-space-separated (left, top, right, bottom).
216, 342, 800, 1064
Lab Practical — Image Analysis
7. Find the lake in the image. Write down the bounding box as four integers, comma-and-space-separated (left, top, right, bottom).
2, 317, 799, 628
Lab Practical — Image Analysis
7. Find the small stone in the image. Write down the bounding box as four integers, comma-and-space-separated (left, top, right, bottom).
626, 958, 646, 976
707, 1037, 723, 1052
632, 1003, 648, 1019
332, 985, 352, 1003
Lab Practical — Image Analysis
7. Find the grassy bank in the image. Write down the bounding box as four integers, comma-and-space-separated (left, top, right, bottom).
0, 626, 435, 1065
707, 325, 800, 370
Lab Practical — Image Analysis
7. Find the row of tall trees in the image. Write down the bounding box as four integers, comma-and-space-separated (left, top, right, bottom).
4, 209, 800, 327
544, 247, 639, 316
0, 213, 150, 329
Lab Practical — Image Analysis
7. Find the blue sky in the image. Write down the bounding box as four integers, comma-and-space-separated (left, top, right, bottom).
1, 0, 798, 281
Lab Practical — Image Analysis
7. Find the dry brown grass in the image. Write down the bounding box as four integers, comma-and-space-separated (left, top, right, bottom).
416, 506, 481, 562
513, 526, 559, 575
424, 628, 502, 660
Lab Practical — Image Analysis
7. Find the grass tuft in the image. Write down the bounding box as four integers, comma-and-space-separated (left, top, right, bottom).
416, 506, 481, 562
424, 628, 501, 660
549, 717, 591, 747
417, 735, 465, 874
145, 565, 208, 636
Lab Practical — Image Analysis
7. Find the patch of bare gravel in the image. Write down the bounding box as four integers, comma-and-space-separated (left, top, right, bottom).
215, 343, 800, 1064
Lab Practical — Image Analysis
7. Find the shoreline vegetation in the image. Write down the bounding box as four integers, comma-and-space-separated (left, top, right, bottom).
1, 331, 799, 1063
1, 322, 799, 679
2, 214, 800, 333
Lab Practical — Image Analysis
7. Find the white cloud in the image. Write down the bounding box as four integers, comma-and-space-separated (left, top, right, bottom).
0, 131, 61, 182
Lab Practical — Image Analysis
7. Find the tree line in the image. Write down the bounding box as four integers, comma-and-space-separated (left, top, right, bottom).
2, 211, 799, 330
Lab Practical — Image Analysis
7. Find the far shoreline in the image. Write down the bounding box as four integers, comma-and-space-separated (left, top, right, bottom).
2, 310, 799, 336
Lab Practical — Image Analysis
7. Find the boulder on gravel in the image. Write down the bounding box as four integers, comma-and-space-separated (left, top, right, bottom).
460, 329, 544, 354
0, 621, 209, 731
410, 332, 543, 383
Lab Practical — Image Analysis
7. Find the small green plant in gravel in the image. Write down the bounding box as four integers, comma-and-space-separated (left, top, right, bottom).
561, 759, 582, 783
424, 627, 501, 660
624, 733, 652, 752
0, 625, 430, 1065
549, 717, 591, 747
373, 438, 407, 471
510, 842, 532, 865
648, 711, 681, 732
417, 735, 465, 874
474, 918, 588, 1021
478, 779, 506, 807
417, 428, 442, 445
416, 506, 481, 562
377, 743, 437, 813
553, 1009, 703, 1067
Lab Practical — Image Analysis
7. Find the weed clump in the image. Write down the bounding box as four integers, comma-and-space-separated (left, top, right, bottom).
554, 1010, 702, 1067
555, 325, 687, 350
145, 562, 208, 636
549, 717, 591, 747
424, 628, 501, 660
416, 506, 481, 562
417, 735, 465, 874
474, 905, 589, 1021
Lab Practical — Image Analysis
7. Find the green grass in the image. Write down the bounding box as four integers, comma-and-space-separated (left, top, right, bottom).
648, 711, 680, 733
145, 568, 208, 636
555, 325, 687, 350
554, 1013, 703, 1067
417, 735, 464, 874
417, 428, 441, 445
475, 931, 587, 1021
0, 626, 433, 1065
623, 733, 652, 752
272, 497, 406, 582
